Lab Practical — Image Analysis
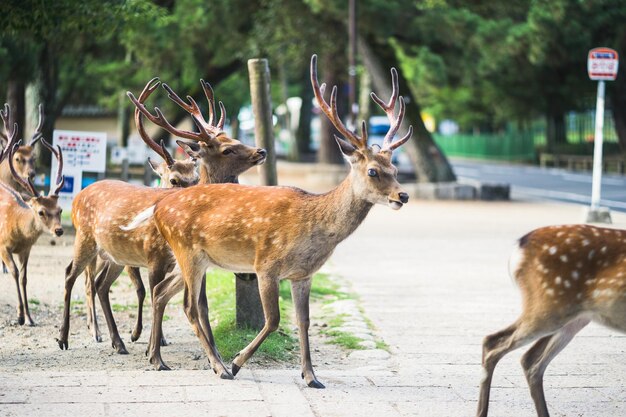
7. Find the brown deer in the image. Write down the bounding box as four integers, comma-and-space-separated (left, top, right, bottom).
82, 77, 201, 345
0, 135, 64, 325
143, 54, 411, 387
57, 78, 266, 361
0, 104, 43, 196
477, 224, 626, 417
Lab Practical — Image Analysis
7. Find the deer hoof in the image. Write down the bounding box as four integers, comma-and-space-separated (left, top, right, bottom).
17, 316, 25, 326
113, 343, 129, 355
130, 330, 142, 342
57, 339, 68, 350
94, 334, 102, 343
231, 363, 241, 376
307, 379, 325, 389
157, 363, 171, 371
219, 370, 234, 380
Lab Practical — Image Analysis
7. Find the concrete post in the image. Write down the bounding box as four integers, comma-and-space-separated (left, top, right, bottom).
234, 58, 277, 330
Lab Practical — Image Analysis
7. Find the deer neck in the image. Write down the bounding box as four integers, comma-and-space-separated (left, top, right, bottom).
311, 171, 373, 244
199, 163, 239, 184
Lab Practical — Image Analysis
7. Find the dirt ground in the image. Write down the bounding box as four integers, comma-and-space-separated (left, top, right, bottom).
0, 231, 350, 373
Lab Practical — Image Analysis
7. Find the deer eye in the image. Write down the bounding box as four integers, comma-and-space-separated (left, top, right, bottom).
38, 210, 45, 217
222, 148, 233, 155
170, 179, 179, 186
367, 168, 378, 177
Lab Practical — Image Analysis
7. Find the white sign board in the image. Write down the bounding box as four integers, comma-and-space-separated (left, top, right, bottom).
52, 130, 107, 173
588, 47, 619, 81
50, 130, 107, 210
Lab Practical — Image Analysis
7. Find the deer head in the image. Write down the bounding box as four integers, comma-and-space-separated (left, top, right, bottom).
127, 79, 267, 184
132, 78, 200, 188
1, 103, 42, 182
311, 55, 412, 209
8, 136, 64, 236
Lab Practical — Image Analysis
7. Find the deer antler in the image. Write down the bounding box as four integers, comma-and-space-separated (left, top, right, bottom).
310, 54, 367, 150
370, 68, 413, 152
131, 78, 176, 167
40, 137, 64, 196
127, 80, 222, 144
8, 141, 38, 196
0, 104, 19, 164
29, 104, 44, 146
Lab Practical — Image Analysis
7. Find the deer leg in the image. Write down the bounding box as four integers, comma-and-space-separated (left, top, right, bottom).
197, 275, 220, 359
17, 250, 34, 326
1, 250, 23, 325
127, 266, 146, 342
148, 270, 184, 371
58, 235, 97, 350
2, 261, 7, 274
477, 319, 555, 417
520, 316, 591, 417
95, 262, 128, 354
290, 277, 323, 388
232, 276, 280, 377
181, 268, 231, 379
84, 260, 102, 342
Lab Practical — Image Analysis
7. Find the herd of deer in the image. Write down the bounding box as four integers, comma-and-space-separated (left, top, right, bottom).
0, 55, 624, 417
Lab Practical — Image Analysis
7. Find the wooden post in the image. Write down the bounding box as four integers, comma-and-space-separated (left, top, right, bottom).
234, 58, 277, 330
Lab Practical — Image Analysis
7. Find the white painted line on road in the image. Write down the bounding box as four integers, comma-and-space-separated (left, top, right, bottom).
513, 186, 626, 210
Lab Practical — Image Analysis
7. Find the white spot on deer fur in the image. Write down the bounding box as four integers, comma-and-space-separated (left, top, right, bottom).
555, 276, 562, 285
564, 280, 571, 288
565, 238, 572, 244
546, 288, 555, 296
549, 246, 557, 255
560, 255, 568, 263
576, 293, 582, 300
571, 271, 580, 280
542, 244, 549, 251
542, 281, 549, 289
601, 246, 607, 253
593, 230, 600, 236
582, 239, 590, 246
576, 261, 583, 268
588, 250, 595, 260
557, 231, 565, 237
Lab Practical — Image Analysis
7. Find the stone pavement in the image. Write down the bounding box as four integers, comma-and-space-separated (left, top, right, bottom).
1, 200, 625, 416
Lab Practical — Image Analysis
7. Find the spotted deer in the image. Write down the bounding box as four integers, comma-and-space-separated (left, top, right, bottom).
0, 104, 43, 196
81, 77, 201, 345
0, 134, 64, 325
141, 55, 411, 387
477, 224, 626, 417
57, 78, 266, 355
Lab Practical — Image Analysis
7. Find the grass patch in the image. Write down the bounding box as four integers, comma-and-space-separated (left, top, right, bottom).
111, 303, 138, 313
310, 273, 352, 301
323, 330, 365, 350
28, 298, 40, 305
162, 314, 171, 322
206, 269, 297, 363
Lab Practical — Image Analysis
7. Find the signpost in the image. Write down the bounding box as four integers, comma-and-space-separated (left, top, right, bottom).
585, 47, 619, 224
50, 130, 107, 209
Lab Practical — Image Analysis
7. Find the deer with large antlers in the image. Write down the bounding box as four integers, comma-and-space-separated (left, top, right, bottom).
477, 224, 626, 417
0, 104, 43, 197
80, 78, 201, 345
137, 54, 411, 387
0, 133, 64, 325
58, 78, 266, 357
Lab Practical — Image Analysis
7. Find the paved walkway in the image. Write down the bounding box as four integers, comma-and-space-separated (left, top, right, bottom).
1, 200, 625, 416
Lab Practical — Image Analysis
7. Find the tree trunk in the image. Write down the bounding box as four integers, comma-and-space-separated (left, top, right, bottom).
6, 79, 26, 140
295, 69, 313, 157
317, 57, 345, 165
359, 37, 456, 182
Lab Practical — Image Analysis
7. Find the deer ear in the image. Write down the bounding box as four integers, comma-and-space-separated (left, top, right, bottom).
147, 157, 160, 175
334, 135, 356, 156
176, 140, 201, 160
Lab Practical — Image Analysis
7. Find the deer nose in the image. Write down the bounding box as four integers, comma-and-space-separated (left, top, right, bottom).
54, 228, 64, 237
398, 192, 409, 204
257, 149, 267, 158
28, 170, 36, 179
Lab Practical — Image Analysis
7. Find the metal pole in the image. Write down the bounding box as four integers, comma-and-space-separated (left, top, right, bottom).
590, 80, 605, 210
348, 0, 357, 128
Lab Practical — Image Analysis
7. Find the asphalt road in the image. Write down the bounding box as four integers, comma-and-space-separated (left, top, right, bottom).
452, 159, 626, 212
